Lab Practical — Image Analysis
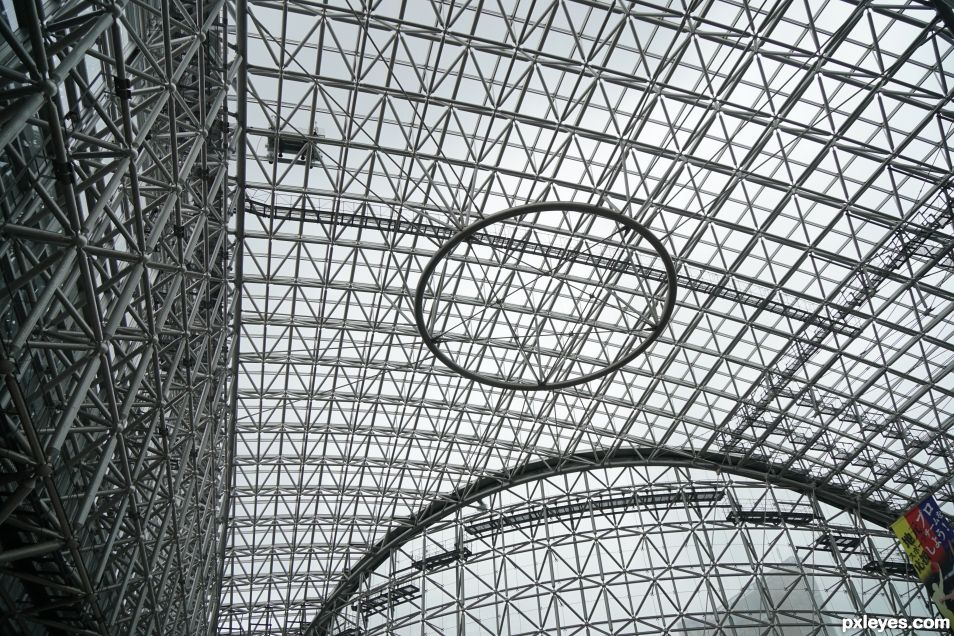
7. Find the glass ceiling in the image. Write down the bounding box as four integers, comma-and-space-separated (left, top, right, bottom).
221, 0, 954, 633
337, 466, 931, 635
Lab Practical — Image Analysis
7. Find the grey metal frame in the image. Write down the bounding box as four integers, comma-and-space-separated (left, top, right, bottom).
413, 201, 677, 391
224, 1, 954, 633
0, 0, 238, 633
326, 466, 934, 636
307, 447, 904, 635
0, 0, 953, 635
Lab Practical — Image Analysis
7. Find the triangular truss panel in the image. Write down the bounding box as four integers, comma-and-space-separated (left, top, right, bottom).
0, 0, 236, 633
1, 0, 953, 634
334, 467, 930, 636
224, 0, 954, 633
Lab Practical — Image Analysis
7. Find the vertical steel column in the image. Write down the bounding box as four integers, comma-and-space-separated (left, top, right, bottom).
211, 0, 246, 628
0, 0, 237, 632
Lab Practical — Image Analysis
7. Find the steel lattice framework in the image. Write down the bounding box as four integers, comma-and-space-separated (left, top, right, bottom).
0, 0, 237, 633
225, 0, 954, 633
327, 466, 936, 635
1, 0, 954, 635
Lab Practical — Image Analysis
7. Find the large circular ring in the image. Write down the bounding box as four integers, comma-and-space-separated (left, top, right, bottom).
414, 202, 676, 391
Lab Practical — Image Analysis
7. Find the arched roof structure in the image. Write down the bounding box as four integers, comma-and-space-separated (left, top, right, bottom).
223, 0, 954, 633
325, 465, 932, 636
0, 0, 952, 634
309, 447, 902, 633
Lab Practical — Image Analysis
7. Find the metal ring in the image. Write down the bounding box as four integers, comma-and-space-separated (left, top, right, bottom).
414, 202, 676, 390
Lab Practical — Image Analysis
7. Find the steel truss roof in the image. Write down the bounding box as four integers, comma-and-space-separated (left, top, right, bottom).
329, 466, 933, 635
223, 0, 954, 633
1, 0, 954, 634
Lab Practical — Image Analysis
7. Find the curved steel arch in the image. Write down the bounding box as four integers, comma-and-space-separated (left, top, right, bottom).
307, 447, 898, 635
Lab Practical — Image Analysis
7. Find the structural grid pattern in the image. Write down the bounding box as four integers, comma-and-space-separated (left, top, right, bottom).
222, 0, 954, 633
0, 0, 237, 633
331, 466, 934, 636
3, 0, 951, 635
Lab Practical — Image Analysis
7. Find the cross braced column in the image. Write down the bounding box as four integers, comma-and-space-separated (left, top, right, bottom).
0, 0, 236, 633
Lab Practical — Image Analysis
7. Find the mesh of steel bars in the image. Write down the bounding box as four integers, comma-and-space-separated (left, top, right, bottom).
0, 0, 237, 633
226, 0, 954, 633
1, 0, 954, 635
330, 467, 935, 636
